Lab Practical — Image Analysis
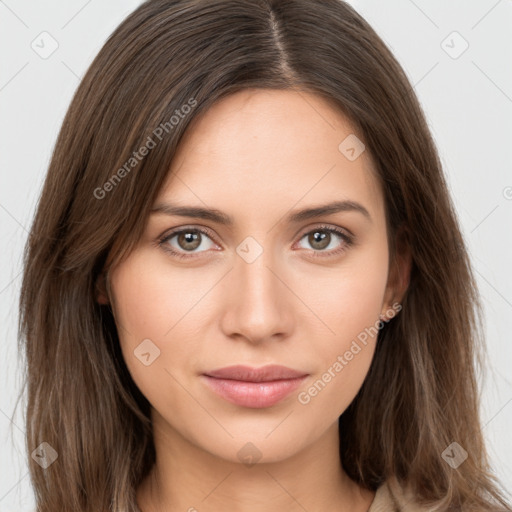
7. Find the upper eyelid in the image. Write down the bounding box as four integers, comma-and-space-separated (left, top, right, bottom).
161, 225, 219, 244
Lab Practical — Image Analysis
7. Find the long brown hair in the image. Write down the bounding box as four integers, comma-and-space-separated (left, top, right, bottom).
17, 0, 511, 510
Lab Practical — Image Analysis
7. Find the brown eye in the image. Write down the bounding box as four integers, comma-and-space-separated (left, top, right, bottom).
160, 227, 218, 258
177, 231, 202, 251
295, 225, 354, 259
307, 230, 331, 250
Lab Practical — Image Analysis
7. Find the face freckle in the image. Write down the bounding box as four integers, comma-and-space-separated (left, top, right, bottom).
109, 88, 396, 465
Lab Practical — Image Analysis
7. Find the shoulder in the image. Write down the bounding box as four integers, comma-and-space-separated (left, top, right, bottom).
368, 477, 433, 512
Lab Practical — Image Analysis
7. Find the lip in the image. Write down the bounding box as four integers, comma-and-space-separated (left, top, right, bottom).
204, 364, 307, 382
202, 364, 309, 408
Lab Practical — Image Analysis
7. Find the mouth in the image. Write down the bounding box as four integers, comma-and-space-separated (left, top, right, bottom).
201, 364, 309, 409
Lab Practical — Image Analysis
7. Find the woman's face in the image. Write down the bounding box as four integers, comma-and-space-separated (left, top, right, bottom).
107, 89, 401, 464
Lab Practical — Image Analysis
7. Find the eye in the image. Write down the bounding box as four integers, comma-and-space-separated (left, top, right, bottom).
158, 224, 354, 260
295, 225, 353, 258
159, 227, 219, 259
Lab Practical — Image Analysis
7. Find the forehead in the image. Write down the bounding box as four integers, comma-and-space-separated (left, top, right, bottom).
156, 89, 384, 222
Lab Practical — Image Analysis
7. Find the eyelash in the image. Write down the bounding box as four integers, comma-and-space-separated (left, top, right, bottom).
157, 224, 354, 261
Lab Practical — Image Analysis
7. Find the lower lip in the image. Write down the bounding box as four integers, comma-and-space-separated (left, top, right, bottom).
201, 375, 307, 408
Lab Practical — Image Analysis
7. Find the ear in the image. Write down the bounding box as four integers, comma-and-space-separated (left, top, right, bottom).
95, 271, 110, 305
381, 225, 411, 319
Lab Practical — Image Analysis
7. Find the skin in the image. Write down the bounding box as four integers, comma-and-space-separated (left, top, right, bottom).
101, 89, 410, 512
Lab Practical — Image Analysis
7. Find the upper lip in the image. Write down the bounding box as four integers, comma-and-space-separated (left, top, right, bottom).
204, 364, 308, 382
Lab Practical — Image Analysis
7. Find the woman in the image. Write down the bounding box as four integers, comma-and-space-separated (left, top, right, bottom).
18, 0, 512, 511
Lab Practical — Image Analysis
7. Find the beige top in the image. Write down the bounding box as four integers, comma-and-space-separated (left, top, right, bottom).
368, 479, 430, 511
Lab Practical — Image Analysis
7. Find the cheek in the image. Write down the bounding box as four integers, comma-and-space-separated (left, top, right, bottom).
296, 283, 383, 420
110, 250, 207, 342
301, 238, 389, 344
109, 252, 183, 390
109, 250, 218, 396
294, 240, 389, 411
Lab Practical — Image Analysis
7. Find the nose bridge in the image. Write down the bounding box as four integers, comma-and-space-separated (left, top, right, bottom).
221, 236, 291, 342
237, 248, 277, 301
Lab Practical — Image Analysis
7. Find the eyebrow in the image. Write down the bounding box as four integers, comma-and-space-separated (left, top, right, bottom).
150, 200, 371, 225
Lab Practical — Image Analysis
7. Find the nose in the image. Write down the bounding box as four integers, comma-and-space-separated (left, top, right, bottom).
219, 245, 295, 345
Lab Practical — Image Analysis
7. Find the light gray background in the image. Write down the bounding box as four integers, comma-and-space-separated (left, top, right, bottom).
1, 0, 511, 509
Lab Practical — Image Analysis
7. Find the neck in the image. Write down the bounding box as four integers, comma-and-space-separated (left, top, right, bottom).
136, 410, 375, 512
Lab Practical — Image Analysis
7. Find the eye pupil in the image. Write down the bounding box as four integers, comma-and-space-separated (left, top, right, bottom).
309, 230, 330, 250
178, 231, 201, 251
